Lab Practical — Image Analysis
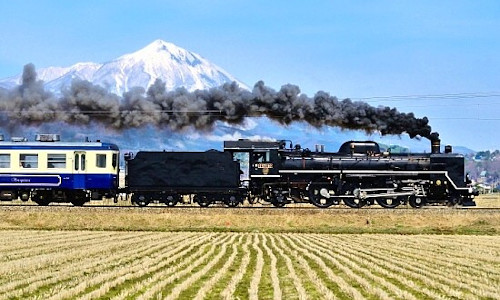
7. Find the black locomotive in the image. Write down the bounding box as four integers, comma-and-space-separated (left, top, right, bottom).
125, 138, 478, 208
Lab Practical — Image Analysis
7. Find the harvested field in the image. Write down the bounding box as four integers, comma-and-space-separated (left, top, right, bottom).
0, 230, 498, 299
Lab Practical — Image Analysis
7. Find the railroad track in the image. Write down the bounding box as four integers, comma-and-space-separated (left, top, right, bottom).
1, 202, 499, 212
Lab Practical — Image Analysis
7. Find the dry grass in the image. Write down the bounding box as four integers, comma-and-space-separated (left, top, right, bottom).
0, 204, 499, 234
474, 193, 500, 208
0, 231, 498, 299
0, 193, 498, 234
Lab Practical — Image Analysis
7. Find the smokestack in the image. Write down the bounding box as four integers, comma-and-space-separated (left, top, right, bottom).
431, 138, 441, 154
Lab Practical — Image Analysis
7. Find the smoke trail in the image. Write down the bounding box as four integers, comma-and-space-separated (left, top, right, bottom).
0, 64, 438, 141
0, 64, 59, 127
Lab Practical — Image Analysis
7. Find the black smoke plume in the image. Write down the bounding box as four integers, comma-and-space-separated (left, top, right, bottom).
0, 64, 439, 141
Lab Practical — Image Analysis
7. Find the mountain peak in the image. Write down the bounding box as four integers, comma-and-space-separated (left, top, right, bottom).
123, 39, 201, 67
135, 39, 183, 56
0, 39, 247, 94
147, 39, 178, 51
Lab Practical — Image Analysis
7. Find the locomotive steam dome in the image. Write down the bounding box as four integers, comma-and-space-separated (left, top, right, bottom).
338, 141, 381, 155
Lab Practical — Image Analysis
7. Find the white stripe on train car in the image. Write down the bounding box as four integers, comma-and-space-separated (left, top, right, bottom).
0, 174, 62, 186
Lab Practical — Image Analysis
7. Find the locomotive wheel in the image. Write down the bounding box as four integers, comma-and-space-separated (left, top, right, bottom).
270, 190, 287, 207
164, 194, 180, 207
195, 194, 211, 207
224, 195, 241, 207
409, 195, 426, 208
447, 196, 460, 207
342, 198, 365, 208
376, 197, 401, 209
271, 197, 286, 207
309, 184, 336, 208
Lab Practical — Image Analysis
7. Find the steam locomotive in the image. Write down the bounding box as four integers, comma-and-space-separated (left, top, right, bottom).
125, 138, 478, 208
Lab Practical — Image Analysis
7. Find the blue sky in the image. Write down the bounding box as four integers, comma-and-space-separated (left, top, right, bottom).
1, 1, 500, 150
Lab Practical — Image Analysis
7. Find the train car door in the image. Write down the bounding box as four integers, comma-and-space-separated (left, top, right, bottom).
73, 151, 86, 189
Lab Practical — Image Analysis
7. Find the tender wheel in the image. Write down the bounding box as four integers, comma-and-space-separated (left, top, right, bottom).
195, 194, 211, 207
376, 197, 402, 209
164, 194, 180, 207
309, 184, 336, 208
224, 195, 241, 207
409, 195, 426, 208
133, 194, 149, 207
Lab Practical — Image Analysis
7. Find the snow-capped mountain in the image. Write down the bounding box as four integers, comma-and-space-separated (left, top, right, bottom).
0, 39, 246, 95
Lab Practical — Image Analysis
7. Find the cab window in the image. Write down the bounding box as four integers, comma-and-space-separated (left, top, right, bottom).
20, 154, 38, 168
253, 151, 270, 162
0, 154, 10, 168
96, 154, 107, 168
48, 154, 66, 168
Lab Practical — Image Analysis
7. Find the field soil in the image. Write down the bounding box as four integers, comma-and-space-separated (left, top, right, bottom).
0, 231, 498, 299
0, 195, 499, 298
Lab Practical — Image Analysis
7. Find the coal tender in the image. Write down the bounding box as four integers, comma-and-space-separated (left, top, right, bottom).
125, 151, 244, 207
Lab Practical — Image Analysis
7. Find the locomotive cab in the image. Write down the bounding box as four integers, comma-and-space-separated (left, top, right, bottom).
224, 140, 284, 205
223, 140, 282, 180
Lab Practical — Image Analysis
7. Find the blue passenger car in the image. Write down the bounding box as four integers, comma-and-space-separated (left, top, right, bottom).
0, 134, 119, 206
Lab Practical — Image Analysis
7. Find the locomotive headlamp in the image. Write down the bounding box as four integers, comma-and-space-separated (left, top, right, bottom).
436, 180, 442, 186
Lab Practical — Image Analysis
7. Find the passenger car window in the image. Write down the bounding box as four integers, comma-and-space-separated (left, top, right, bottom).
75, 154, 80, 170
81, 154, 86, 171
20, 154, 38, 168
0, 154, 10, 168
48, 154, 66, 168
96, 154, 107, 168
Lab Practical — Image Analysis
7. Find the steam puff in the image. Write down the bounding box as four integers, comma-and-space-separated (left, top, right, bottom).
0, 64, 438, 141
